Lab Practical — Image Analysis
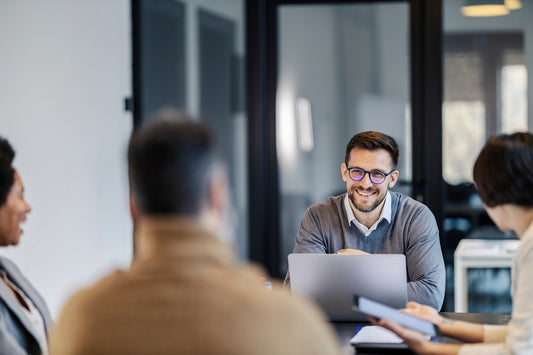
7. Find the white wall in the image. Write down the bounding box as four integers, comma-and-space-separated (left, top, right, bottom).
0, 0, 132, 318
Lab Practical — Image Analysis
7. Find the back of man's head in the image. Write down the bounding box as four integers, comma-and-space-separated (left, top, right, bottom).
128, 109, 217, 216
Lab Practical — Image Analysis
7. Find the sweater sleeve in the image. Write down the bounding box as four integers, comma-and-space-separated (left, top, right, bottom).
404, 206, 446, 310
293, 208, 328, 254
284, 208, 328, 286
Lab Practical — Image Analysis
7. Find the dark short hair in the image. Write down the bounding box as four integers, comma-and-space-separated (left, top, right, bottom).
128, 109, 218, 215
345, 131, 399, 167
473, 132, 533, 208
0, 137, 15, 207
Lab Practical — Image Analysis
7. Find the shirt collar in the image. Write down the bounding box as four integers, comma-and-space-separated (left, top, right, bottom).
344, 191, 392, 236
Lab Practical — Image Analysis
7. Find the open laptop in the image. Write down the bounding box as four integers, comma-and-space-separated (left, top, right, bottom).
288, 253, 408, 321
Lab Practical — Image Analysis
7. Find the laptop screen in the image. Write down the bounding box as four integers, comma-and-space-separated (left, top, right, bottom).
288, 253, 408, 321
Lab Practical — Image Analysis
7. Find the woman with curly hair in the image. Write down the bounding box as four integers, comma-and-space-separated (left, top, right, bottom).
0, 136, 51, 354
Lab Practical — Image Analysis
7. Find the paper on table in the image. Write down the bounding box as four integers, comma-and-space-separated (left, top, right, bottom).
350, 325, 404, 344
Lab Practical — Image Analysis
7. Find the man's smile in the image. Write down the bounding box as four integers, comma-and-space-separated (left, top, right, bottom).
354, 189, 377, 198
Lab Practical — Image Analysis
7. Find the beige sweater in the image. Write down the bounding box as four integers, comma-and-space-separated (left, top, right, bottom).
49, 218, 342, 355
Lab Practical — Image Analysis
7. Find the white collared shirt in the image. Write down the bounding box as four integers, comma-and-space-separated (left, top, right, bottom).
343, 191, 391, 237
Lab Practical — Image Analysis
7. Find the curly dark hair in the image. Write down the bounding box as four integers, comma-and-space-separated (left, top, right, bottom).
0, 137, 15, 207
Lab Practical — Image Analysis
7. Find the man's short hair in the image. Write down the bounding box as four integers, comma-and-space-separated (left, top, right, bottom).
345, 131, 400, 167
0, 137, 15, 207
128, 109, 218, 215
473, 132, 533, 208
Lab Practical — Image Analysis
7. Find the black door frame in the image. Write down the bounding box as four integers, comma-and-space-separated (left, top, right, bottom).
246, 0, 443, 277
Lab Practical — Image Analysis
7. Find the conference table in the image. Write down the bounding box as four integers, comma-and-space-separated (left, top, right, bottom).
332, 312, 511, 354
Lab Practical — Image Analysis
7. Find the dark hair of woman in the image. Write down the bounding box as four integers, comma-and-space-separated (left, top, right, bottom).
473, 132, 533, 208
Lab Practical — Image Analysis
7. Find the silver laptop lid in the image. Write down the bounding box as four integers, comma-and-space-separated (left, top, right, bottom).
288, 253, 408, 321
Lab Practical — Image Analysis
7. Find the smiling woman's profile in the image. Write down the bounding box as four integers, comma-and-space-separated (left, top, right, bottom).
0, 136, 52, 354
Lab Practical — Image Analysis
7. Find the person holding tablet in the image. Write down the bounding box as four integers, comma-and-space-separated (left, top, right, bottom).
375, 132, 533, 354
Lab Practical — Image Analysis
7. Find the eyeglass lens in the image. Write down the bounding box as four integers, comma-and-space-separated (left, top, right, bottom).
349, 168, 385, 184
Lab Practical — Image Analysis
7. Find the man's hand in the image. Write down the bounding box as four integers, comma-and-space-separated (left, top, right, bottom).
337, 248, 370, 255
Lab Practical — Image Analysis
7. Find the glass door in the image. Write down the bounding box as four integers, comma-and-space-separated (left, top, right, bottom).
246, 0, 442, 280
277, 2, 411, 275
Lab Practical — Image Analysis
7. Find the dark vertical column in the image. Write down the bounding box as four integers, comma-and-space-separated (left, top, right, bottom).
246, 0, 281, 276
131, 0, 141, 259
132, 0, 142, 129
132, 0, 185, 126
411, 0, 444, 237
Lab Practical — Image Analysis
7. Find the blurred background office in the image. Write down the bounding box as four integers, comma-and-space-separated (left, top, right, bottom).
275, 0, 532, 313
0, 0, 531, 317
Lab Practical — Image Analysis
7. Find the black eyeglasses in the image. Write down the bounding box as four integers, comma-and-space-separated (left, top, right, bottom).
346, 167, 396, 184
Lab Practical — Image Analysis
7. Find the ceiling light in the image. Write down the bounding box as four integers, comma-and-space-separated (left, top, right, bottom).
505, 0, 522, 10
462, 0, 509, 17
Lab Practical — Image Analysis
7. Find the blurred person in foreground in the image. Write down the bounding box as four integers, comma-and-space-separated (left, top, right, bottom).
0, 136, 52, 354
375, 132, 533, 354
49, 109, 342, 355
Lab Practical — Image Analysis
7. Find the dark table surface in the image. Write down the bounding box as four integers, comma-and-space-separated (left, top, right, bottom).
332, 312, 511, 355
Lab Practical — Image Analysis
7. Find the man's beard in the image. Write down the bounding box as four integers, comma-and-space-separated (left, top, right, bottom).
348, 187, 387, 213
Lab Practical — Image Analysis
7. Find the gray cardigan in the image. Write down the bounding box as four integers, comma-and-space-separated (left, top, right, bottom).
287, 192, 445, 310
0, 256, 52, 355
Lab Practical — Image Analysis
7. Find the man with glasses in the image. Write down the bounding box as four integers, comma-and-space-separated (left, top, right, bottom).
286, 131, 445, 310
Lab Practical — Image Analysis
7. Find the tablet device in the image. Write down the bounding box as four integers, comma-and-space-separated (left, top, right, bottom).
352, 294, 439, 337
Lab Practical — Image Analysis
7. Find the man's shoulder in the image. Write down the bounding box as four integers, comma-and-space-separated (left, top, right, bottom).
307, 194, 344, 214
267, 288, 326, 319
391, 191, 433, 214
390, 192, 437, 230
204, 262, 324, 320
58, 270, 126, 314
53, 264, 342, 354
218, 273, 342, 353
263, 288, 342, 353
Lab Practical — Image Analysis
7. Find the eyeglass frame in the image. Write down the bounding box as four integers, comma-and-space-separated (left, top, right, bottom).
345, 167, 396, 184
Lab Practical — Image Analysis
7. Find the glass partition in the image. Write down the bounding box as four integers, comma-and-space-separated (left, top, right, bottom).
135, 0, 248, 259
277, 2, 410, 274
